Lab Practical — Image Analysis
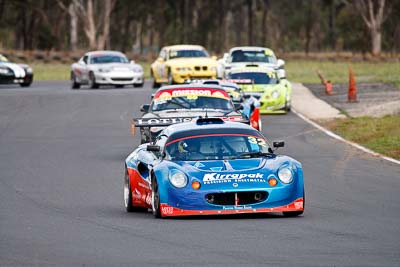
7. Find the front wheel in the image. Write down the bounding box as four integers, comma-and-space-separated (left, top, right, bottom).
151, 69, 160, 88
167, 70, 174, 85
124, 170, 134, 212
88, 72, 98, 89
20, 81, 32, 87
151, 176, 161, 218
71, 72, 80, 89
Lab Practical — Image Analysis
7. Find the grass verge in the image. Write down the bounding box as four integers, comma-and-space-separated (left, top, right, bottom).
286, 60, 400, 88
31, 60, 400, 88
31, 61, 151, 81
322, 115, 400, 160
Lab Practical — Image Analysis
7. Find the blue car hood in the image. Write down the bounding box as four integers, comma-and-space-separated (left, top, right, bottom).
165, 156, 294, 190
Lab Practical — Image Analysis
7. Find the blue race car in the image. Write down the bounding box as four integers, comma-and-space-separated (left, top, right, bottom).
124, 117, 304, 218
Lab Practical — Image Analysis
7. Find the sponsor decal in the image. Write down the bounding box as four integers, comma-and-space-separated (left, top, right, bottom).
210, 167, 223, 171
154, 88, 229, 100
194, 162, 205, 168
227, 79, 253, 84
161, 206, 174, 215
133, 117, 193, 126
223, 205, 252, 210
203, 173, 266, 184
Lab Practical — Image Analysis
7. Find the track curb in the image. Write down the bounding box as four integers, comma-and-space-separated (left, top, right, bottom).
292, 108, 400, 166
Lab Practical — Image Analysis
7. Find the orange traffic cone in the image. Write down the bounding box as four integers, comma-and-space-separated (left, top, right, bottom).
348, 67, 358, 102
317, 70, 333, 95
324, 81, 333, 95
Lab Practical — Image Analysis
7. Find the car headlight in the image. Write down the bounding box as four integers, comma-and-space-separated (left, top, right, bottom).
25, 67, 33, 74
277, 168, 293, 184
271, 90, 280, 99
98, 67, 112, 73
0, 67, 10, 74
133, 67, 143, 73
169, 170, 188, 188
176, 67, 191, 72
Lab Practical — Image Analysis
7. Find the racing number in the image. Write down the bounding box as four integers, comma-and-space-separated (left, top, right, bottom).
248, 137, 267, 147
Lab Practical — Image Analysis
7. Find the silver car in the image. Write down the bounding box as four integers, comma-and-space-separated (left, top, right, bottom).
71, 50, 144, 89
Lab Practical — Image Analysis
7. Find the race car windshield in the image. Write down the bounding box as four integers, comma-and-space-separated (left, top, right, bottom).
229, 72, 278, 85
231, 50, 276, 63
151, 96, 233, 111
90, 54, 129, 64
166, 134, 271, 161
169, 50, 209, 59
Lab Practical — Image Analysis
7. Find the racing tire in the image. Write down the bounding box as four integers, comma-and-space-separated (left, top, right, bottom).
285, 101, 291, 112
20, 82, 32, 87
151, 175, 162, 218
124, 170, 134, 212
124, 169, 147, 212
71, 72, 80, 89
133, 83, 144, 88
167, 70, 174, 85
151, 70, 160, 88
88, 72, 98, 89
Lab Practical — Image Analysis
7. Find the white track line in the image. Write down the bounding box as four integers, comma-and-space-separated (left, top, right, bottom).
292, 108, 400, 166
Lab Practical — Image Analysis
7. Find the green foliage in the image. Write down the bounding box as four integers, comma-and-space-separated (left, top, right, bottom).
324, 115, 400, 159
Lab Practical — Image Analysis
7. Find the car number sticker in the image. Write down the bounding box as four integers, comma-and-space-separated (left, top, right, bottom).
248, 137, 267, 147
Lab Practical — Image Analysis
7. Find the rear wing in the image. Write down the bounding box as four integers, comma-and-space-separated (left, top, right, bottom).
130, 116, 250, 136
130, 117, 193, 136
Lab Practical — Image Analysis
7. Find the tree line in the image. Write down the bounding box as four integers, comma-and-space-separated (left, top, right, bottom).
0, 0, 399, 57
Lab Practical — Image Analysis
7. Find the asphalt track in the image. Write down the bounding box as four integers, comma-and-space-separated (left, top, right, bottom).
0, 81, 399, 266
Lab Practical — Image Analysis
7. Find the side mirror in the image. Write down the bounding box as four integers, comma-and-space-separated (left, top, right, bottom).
273, 141, 285, 148
234, 103, 243, 111
157, 57, 164, 62
277, 59, 285, 68
150, 93, 155, 100
140, 104, 150, 112
130, 60, 135, 64
147, 145, 160, 152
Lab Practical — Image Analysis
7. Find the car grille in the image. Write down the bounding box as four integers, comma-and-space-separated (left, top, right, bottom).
205, 191, 268, 205
111, 78, 132, 81
194, 66, 208, 71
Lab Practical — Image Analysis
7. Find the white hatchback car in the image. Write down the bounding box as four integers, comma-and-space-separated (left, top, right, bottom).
71, 50, 144, 89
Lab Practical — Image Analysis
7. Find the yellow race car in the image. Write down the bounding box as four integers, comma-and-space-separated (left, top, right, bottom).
150, 45, 218, 87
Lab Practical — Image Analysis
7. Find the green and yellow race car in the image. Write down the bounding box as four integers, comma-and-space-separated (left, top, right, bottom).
227, 67, 292, 114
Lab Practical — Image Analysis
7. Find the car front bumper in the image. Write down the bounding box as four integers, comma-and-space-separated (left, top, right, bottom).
94, 71, 144, 85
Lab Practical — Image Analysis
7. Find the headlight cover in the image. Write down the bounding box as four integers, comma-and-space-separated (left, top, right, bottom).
98, 67, 112, 73
169, 170, 188, 188
0, 67, 10, 74
25, 67, 33, 74
271, 90, 280, 99
132, 67, 143, 73
277, 167, 293, 184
